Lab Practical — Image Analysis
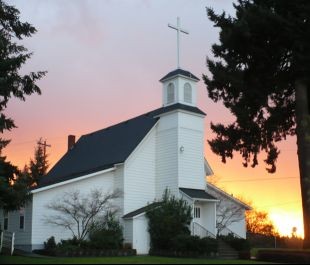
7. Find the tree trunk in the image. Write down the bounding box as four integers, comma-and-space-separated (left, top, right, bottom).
295, 79, 310, 249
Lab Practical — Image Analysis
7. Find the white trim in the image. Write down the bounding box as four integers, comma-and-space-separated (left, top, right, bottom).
154, 109, 205, 119
31, 167, 116, 194
204, 158, 214, 176
192, 198, 219, 202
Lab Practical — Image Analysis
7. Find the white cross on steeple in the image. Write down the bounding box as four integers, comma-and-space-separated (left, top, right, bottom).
168, 17, 189, 69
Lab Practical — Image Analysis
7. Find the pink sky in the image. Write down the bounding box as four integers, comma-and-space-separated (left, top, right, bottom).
4, 0, 303, 237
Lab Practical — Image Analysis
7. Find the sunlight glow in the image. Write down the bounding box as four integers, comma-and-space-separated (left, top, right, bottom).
269, 210, 304, 238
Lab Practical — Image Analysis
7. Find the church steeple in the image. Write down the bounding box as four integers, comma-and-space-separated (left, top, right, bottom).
160, 17, 200, 107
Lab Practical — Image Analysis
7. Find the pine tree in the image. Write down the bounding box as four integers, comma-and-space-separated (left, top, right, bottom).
204, 0, 310, 248
0, 156, 30, 210
29, 138, 49, 186
0, 0, 46, 210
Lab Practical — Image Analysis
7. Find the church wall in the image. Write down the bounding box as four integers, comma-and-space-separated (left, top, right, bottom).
178, 112, 206, 190
113, 165, 124, 220
123, 219, 133, 245
31, 170, 115, 249
226, 211, 247, 239
132, 215, 150, 255
156, 113, 179, 198
0, 202, 33, 252
207, 185, 248, 239
200, 202, 217, 237
124, 126, 157, 214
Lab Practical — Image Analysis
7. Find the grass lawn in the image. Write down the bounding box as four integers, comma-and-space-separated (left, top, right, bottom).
0, 255, 274, 264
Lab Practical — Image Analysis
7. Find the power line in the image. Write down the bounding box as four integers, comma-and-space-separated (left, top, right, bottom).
257, 201, 301, 208
8, 136, 68, 146
220, 177, 298, 183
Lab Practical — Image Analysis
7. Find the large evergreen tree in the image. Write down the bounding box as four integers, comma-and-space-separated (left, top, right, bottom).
204, 0, 310, 248
0, 0, 46, 209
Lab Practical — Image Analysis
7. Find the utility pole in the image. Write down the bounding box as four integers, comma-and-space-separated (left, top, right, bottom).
38, 139, 51, 158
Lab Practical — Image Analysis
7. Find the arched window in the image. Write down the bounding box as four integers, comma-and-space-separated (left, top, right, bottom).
184, 83, 192, 103
167, 83, 175, 104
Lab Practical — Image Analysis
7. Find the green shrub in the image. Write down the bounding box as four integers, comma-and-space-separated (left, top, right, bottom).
88, 213, 123, 250
44, 236, 57, 251
219, 233, 251, 251
171, 235, 218, 255
146, 189, 192, 251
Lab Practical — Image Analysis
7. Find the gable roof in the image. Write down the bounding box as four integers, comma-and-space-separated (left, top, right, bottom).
207, 183, 252, 210
37, 103, 205, 189
159, 69, 200, 82
180, 188, 218, 201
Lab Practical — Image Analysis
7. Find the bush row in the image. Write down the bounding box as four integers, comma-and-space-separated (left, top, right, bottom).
150, 234, 218, 257
34, 248, 136, 257
256, 249, 310, 264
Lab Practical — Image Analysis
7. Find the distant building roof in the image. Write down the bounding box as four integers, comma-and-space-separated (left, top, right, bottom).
159, 69, 200, 82
36, 103, 205, 189
180, 188, 218, 201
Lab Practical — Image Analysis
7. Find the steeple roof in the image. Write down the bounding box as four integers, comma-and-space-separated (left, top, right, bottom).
159, 68, 200, 82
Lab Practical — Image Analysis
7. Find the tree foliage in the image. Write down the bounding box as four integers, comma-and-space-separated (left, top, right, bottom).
0, 156, 30, 210
44, 189, 121, 243
204, 0, 309, 172
204, 0, 310, 248
246, 209, 277, 236
0, 0, 46, 210
28, 138, 49, 186
0, 0, 46, 143
146, 189, 192, 251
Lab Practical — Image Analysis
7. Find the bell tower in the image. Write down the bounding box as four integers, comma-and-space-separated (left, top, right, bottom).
160, 68, 199, 107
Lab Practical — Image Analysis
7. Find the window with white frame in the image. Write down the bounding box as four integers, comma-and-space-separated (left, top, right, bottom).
194, 207, 201, 219
4, 211, 8, 230
184, 83, 192, 103
167, 83, 175, 104
19, 208, 25, 230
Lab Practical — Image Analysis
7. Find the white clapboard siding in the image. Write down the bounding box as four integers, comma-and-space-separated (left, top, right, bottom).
31, 170, 115, 248
124, 125, 157, 214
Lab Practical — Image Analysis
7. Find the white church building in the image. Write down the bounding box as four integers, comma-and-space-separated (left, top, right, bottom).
0, 19, 251, 255
0, 67, 250, 254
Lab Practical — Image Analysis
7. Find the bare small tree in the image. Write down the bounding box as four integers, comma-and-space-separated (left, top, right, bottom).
216, 199, 244, 236
207, 184, 246, 237
44, 188, 122, 242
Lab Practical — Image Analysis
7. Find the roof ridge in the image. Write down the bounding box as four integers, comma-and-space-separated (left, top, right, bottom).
83, 112, 156, 138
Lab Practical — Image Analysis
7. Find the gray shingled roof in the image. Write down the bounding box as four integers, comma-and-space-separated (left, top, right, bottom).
36, 103, 205, 189
180, 188, 218, 200
159, 69, 200, 82
123, 202, 161, 219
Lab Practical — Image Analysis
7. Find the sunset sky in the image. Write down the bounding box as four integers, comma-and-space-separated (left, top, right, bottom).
3, 0, 303, 237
